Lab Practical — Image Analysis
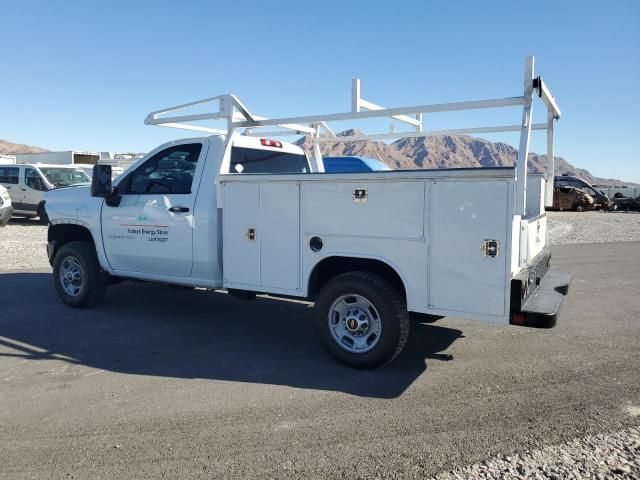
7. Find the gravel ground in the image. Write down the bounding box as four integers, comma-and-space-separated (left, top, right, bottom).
433, 426, 640, 480
0, 219, 48, 271
547, 211, 640, 245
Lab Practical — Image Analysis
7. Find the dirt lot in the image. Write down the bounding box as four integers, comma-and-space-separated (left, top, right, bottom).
547, 211, 640, 245
0, 215, 639, 479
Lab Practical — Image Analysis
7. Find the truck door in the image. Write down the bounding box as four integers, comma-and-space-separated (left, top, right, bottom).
101, 141, 208, 277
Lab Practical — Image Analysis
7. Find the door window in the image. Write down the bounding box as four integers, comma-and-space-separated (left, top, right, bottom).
25, 168, 48, 191
0, 167, 19, 184
124, 144, 202, 194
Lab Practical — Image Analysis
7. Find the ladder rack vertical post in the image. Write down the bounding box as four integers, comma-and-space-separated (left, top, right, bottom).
545, 109, 555, 207
311, 123, 325, 172
516, 56, 535, 217
352, 79, 361, 113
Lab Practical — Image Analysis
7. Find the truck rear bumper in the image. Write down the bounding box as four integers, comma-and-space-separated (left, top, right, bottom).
510, 248, 571, 328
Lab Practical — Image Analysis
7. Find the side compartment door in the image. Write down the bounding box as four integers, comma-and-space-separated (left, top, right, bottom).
101, 141, 207, 277
429, 180, 510, 319
222, 182, 260, 286
222, 181, 300, 291
259, 182, 300, 290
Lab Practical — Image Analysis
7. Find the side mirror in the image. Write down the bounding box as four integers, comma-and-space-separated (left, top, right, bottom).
91, 165, 112, 197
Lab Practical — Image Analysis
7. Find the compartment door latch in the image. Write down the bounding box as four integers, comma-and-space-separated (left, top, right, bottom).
481, 239, 499, 258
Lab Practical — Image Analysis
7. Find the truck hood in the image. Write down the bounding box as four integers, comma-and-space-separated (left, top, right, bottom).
45, 185, 103, 223
45, 184, 91, 201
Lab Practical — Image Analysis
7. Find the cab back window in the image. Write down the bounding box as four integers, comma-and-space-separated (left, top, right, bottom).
230, 147, 309, 174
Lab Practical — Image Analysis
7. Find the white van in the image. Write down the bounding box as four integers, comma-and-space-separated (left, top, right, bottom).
0, 163, 90, 223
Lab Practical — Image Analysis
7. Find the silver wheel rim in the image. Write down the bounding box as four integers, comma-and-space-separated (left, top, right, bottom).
327, 294, 382, 353
59, 256, 84, 297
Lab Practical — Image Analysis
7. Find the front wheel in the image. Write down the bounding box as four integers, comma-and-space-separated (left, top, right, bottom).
314, 271, 410, 369
37, 203, 48, 225
53, 241, 107, 308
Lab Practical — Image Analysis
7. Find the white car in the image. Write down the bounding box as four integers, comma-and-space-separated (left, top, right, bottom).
0, 163, 90, 224
0, 184, 12, 227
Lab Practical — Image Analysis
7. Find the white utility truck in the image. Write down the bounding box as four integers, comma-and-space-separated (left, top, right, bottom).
45, 57, 570, 368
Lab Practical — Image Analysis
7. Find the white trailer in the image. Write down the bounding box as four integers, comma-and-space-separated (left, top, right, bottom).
15, 151, 100, 166
44, 56, 570, 369
0, 154, 16, 165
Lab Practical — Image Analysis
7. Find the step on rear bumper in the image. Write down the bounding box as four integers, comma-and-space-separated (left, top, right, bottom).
510, 248, 571, 328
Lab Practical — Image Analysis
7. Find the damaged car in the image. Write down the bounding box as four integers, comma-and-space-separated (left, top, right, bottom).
554, 175, 615, 211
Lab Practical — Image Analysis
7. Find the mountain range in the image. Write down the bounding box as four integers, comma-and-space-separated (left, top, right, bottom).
296, 130, 636, 187
0, 139, 49, 155
1, 135, 635, 187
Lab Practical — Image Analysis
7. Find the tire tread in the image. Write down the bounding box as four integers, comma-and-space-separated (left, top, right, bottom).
53, 241, 107, 308
314, 271, 409, 368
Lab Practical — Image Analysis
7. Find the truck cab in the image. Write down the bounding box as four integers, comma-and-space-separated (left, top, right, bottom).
84, 135, 309, 279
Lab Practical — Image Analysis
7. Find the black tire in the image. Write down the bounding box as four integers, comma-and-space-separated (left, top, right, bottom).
53, 241, 107, 308
313, 271, 410, 369
410, 312, 444, 323
169, 284, 196, 290
37, 203, 48, 225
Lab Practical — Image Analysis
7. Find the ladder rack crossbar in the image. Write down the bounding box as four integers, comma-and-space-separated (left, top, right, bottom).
231, 96, 526, 130
143, 56, 561, 215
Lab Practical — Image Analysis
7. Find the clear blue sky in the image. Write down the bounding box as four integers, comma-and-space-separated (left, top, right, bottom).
1, 0, 638, 182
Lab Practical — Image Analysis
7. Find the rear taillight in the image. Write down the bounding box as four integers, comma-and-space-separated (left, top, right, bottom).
260, 138, 282, 148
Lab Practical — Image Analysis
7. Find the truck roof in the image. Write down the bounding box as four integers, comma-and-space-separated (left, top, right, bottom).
15, 163, 87, 169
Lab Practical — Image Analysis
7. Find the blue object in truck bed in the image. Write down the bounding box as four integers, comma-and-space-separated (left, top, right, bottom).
322, 156, 391, 173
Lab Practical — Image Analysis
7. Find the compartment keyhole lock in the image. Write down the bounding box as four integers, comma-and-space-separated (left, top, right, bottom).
481, 239, 499, 257
246, 228, 256, 241
353, 188, 368, 203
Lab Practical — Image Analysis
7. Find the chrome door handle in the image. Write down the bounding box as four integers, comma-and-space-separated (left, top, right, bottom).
168, 206, 189, 213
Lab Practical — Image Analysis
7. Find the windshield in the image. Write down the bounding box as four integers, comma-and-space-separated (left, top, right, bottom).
40, 167, 91, 187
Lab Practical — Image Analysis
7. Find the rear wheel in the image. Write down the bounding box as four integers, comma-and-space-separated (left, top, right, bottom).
53, 241, 107, 308
314, 271, 409, 369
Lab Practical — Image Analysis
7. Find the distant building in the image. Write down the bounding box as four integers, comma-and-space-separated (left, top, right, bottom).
15, 151, 100, 165
99, 152, 144, 170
